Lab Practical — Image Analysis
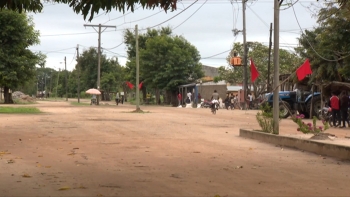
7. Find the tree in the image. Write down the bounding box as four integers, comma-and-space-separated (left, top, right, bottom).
124, 27, 203, 105
0, 0, 178, 21
0, 10, 42, 103
218, 42, 302, 97
295, 2, 350, 83
75, 47, 124, 99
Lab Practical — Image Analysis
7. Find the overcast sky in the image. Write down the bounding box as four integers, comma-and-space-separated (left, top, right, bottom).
28, 0, 322, 71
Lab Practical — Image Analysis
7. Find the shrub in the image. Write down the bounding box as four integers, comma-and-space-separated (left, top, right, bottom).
256, 103, 280, 134
292, 114, 329, 134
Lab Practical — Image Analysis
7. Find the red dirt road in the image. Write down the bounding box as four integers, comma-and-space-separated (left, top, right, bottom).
1, 101, 350, 196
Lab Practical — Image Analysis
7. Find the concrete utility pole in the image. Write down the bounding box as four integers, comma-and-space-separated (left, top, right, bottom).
76, 44, 81, 103
135, 25, 141, 111
267, 23, 273, 92
84, 24, 116, 105
273, 0, 280, 134
242, 0, 248, 110
65, 56, 68, 101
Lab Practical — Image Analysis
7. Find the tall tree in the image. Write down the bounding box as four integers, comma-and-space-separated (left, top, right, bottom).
1, 0, 178, 21
295, 2, 350, 83
218, 42, 302, 97
124, 27, 203, 105
0, 10, 42, 103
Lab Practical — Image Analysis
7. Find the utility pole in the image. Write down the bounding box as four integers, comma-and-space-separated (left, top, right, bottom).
56, 68, 60, 101
84, 24, 116, 105
267, 23, 273, 92
65, 56, 68, 101
273, 0, 280, 134
242, 0, 248, 110
76, 44, 81, 103
135, 25, 141, 111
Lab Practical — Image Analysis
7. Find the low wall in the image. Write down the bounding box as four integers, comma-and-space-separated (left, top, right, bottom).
239, 129, 350, 160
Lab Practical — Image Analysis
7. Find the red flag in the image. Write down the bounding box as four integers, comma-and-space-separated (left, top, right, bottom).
250, 58, 259, 83
296, 59, 312, 81
139, 82, 143, 90
126, 81, 134, 89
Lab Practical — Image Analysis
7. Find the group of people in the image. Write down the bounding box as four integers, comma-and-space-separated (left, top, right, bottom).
329, 91, 350, 128
177, 92, 202, 105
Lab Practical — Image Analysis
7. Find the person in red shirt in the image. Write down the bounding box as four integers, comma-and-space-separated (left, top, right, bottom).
330, 92, 340, 127
177, 92, 182, 106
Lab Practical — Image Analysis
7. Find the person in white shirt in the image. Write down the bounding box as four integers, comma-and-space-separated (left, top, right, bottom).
187, 91, 192, 103
248, 93, 253, 109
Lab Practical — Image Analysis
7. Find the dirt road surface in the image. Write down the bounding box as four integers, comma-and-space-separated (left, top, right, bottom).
1, 100, 350, 196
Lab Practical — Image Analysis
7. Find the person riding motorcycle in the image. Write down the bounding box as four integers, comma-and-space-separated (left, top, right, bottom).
211, 90, 220, 110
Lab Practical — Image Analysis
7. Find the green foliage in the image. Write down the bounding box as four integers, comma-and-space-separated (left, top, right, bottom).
256, 103, 280, 134
220, 42, 303, 97
124, 27, 204, 92
1, 0, 178, 21
0, 10, 42, 95
0, 107, 41, 114
292, 115, 329, 134
295, 3, 350, 83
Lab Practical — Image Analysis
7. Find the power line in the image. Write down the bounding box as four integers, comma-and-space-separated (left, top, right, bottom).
103, 49, 128, 58
172, 0, 208, 30
201, 49, 231, 59
40, 30, 115, 37
102, 42, 124, 50
147, 0, 199, 29
116, 10, 163, 27
102, 5, 143, 25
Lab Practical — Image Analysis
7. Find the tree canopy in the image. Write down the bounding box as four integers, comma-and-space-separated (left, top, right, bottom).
0, 0, 178, 21
218, 42, 303, 97
295, 1, 350, 83
0, 10, 42, 103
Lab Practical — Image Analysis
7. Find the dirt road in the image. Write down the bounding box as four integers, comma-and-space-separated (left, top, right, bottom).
1, 101, 349, 196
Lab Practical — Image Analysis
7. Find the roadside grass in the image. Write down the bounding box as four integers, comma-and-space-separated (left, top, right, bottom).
0, 107, 41, 114
70, 101, 90, 106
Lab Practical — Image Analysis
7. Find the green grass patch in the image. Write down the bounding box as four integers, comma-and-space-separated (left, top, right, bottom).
0, 107, 41, 114
70, 101, 90, 106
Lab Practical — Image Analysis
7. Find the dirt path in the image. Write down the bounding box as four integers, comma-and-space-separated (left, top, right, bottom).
1, 101, 350, 196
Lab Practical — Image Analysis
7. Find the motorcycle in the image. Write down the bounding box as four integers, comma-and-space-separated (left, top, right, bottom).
201, 100, 212, 108
318, 107, 350, 127
210, 100, 220, 114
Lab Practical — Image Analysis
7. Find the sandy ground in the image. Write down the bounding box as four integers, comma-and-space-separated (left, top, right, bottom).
1, 100, 350, 196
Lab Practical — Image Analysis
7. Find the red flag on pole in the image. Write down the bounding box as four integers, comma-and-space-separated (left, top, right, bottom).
250, 58, 259, 83
296, 59, 312, 81
139, 82, 143, 90
126, 81, 134, 89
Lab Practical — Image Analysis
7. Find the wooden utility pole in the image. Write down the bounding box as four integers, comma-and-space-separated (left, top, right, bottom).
135, 25, 141, 111
242, 0, 248, 110
267, 23, 273, 92
56, 68, 60, 101
273, 0, 280, 134
65, 56, 68, 101
76, 44, 81, 103
83, 24, 116, 105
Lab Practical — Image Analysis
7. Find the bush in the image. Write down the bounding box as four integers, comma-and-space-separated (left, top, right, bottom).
292, 114, 329, 134
256, 103, 280, 134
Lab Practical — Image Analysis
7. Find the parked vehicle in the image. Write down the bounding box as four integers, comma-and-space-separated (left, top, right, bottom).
201, 100, 212, 108
262, 90, 321, 118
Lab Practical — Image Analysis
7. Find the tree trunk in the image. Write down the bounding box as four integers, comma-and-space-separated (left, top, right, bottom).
4, 86, 13, 104
155, 88, 160, 105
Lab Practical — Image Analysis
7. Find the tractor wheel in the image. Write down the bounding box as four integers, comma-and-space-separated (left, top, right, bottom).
306, 96, 321, 119
279, 101, 291, 118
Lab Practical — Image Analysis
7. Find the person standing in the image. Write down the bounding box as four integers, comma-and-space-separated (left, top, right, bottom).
248, 93, 253, 109
187, 91, 192, 103
330, 92, 340, 127
115, 92, 120, 105
177, 92, 182, 106
340, 91, 349, 128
